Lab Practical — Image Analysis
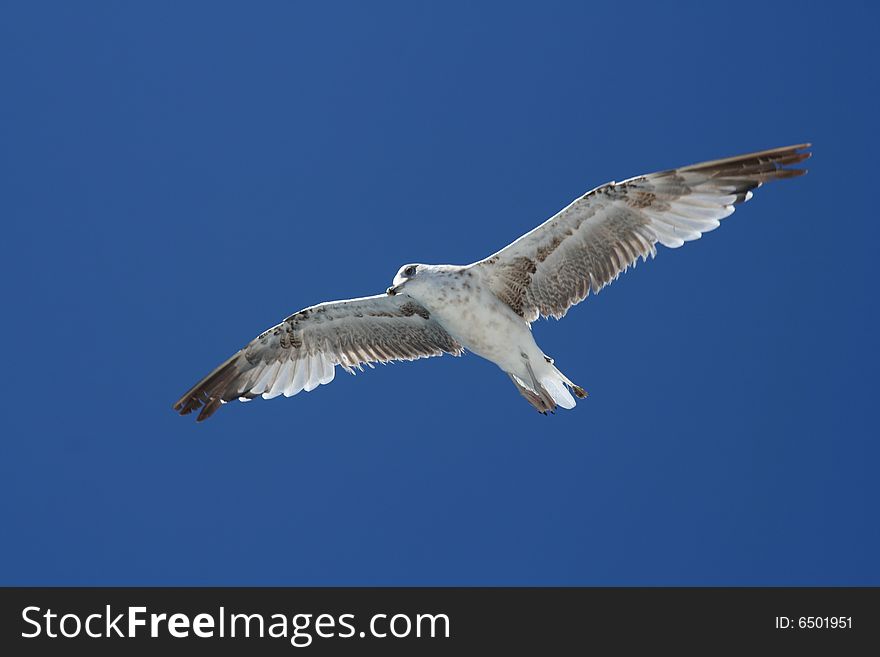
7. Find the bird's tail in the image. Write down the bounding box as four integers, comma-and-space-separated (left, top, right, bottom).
507, 359, 586, 414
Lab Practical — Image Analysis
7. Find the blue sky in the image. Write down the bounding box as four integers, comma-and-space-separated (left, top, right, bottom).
1, 1, 877, 585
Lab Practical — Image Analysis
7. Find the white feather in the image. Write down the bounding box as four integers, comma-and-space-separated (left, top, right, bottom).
288, 357, 309, 396
304, 354, 322, 392
319, 354, 336, 385
540, 374, 576, 410
264, 359, 294, 399
250, 361, 280, 395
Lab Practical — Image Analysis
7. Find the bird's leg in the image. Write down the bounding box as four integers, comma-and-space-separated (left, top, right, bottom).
571, 384, 588, 399
507, 373, 555, 414
523, 355, 558, 412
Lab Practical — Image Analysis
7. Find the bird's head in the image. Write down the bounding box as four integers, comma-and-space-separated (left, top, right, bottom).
387, 263, 427, 296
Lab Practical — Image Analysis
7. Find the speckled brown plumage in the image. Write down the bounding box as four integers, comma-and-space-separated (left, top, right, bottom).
477, 144, 810, 321
173, 295, 462, 421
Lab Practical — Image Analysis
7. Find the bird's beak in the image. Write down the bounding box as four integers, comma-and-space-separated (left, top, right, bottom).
386, 285, 399, 296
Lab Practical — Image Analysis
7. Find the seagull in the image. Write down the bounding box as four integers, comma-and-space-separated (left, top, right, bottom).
174, 144, 810, 421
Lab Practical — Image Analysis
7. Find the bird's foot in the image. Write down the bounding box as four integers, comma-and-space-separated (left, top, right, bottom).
572, 385, 588, 399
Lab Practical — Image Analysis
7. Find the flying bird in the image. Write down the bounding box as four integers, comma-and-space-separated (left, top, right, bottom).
174, 144, 810, 421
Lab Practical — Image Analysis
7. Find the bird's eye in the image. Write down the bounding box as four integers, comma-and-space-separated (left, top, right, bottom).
404, 266, 416, 277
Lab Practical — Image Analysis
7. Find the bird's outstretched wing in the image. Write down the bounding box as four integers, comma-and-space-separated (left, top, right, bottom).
173, 294, 462, 421
476, 144, 811, 322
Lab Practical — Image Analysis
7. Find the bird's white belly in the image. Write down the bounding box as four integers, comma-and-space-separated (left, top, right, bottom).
411, 282, 537, 369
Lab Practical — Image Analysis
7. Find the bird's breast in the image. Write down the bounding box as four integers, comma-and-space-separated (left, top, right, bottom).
412, 276, 530, 362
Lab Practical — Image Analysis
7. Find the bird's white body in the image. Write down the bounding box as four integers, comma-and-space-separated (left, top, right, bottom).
392, 264, 574, 408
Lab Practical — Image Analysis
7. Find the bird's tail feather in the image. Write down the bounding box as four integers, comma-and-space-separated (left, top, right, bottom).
539, 371, 577, 410
508, 361, 579, 414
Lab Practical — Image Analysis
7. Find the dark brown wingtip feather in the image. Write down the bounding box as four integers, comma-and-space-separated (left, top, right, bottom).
682, 143, 812, 181
196, 396, 224, 422
173, 353, 243, 422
